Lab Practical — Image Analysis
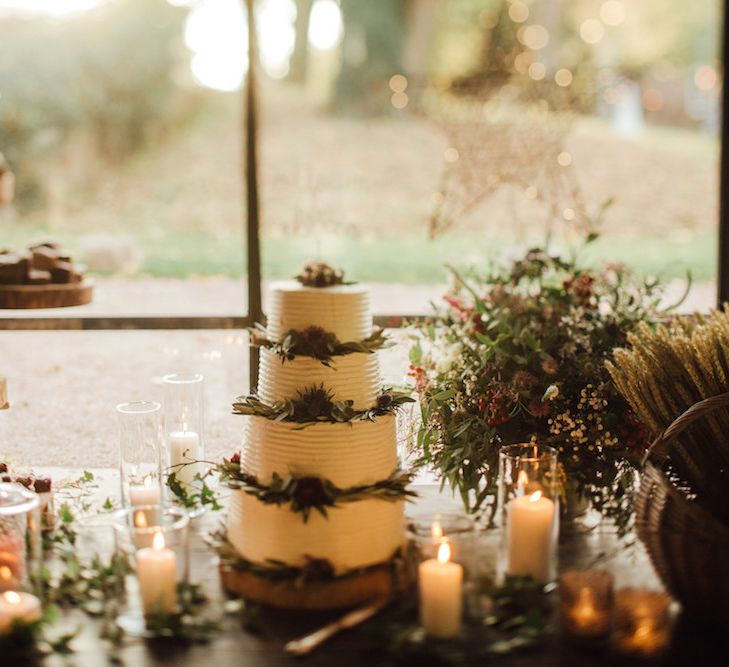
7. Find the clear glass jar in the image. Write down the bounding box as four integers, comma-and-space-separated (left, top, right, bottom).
498, 443, 559, 584
162, 373, 205, 504
117, 401, 164, 509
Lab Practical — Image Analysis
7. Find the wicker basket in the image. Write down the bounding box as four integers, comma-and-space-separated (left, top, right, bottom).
636, 392, 729, 628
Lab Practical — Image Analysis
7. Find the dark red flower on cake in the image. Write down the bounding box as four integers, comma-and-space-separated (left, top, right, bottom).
229, 452, 240, 465
301, 556, 335, 581
293, 387, 335, 421
295, 262, 345, 287
296, 326, 334, 358
291, 477, 333, 510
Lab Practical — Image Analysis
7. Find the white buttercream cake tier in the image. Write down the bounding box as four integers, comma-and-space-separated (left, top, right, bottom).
257, 348, 381, 410
266, 280, 372, 343
226, 490, 405, 572
241, 415, 397, 488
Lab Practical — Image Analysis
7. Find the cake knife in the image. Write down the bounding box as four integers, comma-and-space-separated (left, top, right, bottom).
283, 597, 390, 656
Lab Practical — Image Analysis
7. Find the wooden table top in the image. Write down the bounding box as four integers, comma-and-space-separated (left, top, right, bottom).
33, 468, 727, 667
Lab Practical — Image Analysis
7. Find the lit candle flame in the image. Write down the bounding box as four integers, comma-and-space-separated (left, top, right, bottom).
437, 539, 451, 564
143, 475, 152, 488
4, 591, 21, 605
152, 530, 166, 551
529, 490, 543, 502
431, 520, 443, 542
0, 565, 12, 582
134, 510, 148, 529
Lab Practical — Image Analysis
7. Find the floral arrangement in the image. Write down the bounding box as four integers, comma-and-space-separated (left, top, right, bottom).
250, 324, 389, 367
409, 244, 676, 530
218, 457, 415, 521
232, 386, 414, 424
295, 261, 351, 288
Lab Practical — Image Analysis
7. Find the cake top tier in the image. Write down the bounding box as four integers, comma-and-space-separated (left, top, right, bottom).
266, 280, 372, 343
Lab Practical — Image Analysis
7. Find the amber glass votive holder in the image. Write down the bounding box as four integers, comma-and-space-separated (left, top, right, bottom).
613, 588, 671, 658
559, 569, 614, 642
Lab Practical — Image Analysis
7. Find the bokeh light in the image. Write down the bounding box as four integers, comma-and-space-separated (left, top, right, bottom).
391, 92, 408, 109
600, 0, 626, 27
308, 0, 342, 50
508, 2, 529, 24
479, 9, 499, 30
528, 62, 546, 81
555, 68, 573, 87
520, 24, 549, 50
580, 19, 605, 45
389, 74, 408, 93
557, 151, 572, 167
563, 208, 576, 221
694, 65, 718, 91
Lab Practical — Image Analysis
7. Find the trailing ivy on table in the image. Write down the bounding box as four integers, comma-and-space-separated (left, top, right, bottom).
250, 324, 390, 366
219, 462, 417, 520
232, 385, 414, 424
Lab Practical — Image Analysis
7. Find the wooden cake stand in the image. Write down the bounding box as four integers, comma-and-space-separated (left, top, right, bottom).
0, 279, 94, 309
219, 561, 412, 611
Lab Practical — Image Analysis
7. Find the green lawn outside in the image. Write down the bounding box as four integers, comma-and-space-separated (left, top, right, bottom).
1, 225, 715, 283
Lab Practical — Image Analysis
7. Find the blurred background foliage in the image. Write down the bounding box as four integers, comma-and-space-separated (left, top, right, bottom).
0, 0, 721, 289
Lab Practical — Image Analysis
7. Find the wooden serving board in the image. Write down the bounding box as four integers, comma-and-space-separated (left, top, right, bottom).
220, 562, 411, 611
0, 279, 93, 309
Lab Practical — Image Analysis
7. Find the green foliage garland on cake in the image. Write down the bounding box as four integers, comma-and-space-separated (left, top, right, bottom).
250, 324, 390, 366
219, 457, 416, 521
232, 385, 414, 424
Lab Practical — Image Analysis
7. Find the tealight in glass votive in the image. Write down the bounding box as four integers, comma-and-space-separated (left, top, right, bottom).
613, 588, 672, 658
0, 484, 41, 594
117, 401, 164, 509
0, 483, 43, 635
498, 444, 559, 584
559, 569, 614, 642
162, 374, 204, 501
113, 505, 190, 636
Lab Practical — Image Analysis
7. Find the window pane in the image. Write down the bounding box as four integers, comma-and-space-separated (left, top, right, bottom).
254, 0, 718, 313
0, 0, 247, 320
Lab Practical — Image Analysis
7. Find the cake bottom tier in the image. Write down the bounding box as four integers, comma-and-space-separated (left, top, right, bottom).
227, 490, 405, 573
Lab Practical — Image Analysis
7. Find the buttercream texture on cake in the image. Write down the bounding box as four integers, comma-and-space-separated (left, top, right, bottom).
241, 415, 397, 487
257, 347, 381, 410
266, 280, 372, 343
227, 491, 405, 572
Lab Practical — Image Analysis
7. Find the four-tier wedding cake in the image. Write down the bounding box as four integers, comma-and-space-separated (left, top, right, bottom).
224, 263, 412, 584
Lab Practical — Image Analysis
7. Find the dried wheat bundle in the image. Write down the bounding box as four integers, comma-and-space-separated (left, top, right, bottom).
607, 310, 729, 522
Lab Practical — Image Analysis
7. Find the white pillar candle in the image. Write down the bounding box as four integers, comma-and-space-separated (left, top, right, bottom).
129, 476, 161, 507
418, 540, 463, 639
168, 431, 200, 486
137, 531, 177, 615
0, 590, 42, 635
507, 490, 556, 583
